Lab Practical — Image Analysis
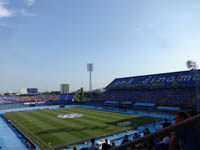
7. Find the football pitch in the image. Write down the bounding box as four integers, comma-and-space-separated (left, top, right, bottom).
4, 107, 161, 150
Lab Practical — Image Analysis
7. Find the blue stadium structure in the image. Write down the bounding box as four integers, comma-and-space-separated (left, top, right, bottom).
60, 93, 75, 107
60, 93, 75, 102
99, 70, 198, 109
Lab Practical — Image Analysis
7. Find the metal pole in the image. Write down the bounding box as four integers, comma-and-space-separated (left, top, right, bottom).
90, 71, 92, 93
90, 71, 93, 100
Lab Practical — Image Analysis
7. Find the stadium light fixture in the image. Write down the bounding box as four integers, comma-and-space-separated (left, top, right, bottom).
186, 60, 198, 70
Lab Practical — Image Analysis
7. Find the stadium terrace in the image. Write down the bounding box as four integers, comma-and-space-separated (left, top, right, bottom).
107, 70, 196, 89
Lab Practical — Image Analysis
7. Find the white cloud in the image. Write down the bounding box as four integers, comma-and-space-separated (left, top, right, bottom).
20, 9, 36, 16
0, 0, 13, 18
26, 0, 36, 6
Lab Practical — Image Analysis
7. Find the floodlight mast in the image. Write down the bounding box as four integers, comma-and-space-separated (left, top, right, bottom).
186, 60, 200, 113
87, 63, 93, 100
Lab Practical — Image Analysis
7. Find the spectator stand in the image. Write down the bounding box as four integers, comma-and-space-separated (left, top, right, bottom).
60, 93, 75, 107
98, 70, 198, 110
104, 101, 119, 109
133, 103, 156, 111
60, 94, 68, 107
120, 101, 132, 109
0, 96, 7, 104
156, 106, 180, 114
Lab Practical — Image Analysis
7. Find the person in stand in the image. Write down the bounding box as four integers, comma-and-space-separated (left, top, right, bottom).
87, 138, 99, 150
162, 118, 171, 128
170, 111, 200, 150
101, 139, 111, 150
132, 132, 142, 149
121, 135, 129, 145
143, 128, 151, 136
133, 132, 140, 140
111, 141, 115, 148
143, 128, 154, 150
155, 134, 170, 150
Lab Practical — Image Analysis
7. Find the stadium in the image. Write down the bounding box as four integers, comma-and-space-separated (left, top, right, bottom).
0, 69, 199, 150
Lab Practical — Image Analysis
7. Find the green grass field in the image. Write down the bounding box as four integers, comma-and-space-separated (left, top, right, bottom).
4, 107, 161, 150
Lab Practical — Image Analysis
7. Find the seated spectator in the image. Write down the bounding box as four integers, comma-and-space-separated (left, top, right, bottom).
162, 118, 171, 128
26, 141, 31, 148
73, 147, 77, 150
143, 128, 151, 136
170, 111, 200, 150
121, 135, 129, 144
87, 138, 99, 150
111, 141, 115, 148
155, 135, 170, 150
133, 132, 140, 140
132, 133, 142, 150
102, 139, 111, 150
143, 128, 154, 150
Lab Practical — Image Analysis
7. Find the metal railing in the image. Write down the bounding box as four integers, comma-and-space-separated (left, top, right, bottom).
110, 114, 200, 150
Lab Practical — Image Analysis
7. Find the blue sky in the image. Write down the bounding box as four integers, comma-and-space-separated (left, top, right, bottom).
0, 0, 200, 93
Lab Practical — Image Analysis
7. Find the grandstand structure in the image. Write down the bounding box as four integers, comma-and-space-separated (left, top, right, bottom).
0, 94, 75, 106
99, 70, 198, 109
0, 95, 60, 104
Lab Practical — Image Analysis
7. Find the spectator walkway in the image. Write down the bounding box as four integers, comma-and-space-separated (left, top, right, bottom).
0, 117, 27, 150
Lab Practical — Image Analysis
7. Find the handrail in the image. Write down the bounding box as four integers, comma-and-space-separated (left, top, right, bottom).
110, 114, 200, 150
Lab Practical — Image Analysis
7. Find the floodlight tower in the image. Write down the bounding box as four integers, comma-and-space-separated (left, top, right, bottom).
87, 63, 93, 99
186, 60, 200, 113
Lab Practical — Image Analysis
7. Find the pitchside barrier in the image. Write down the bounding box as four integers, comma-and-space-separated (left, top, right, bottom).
110, 114, 200, 150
